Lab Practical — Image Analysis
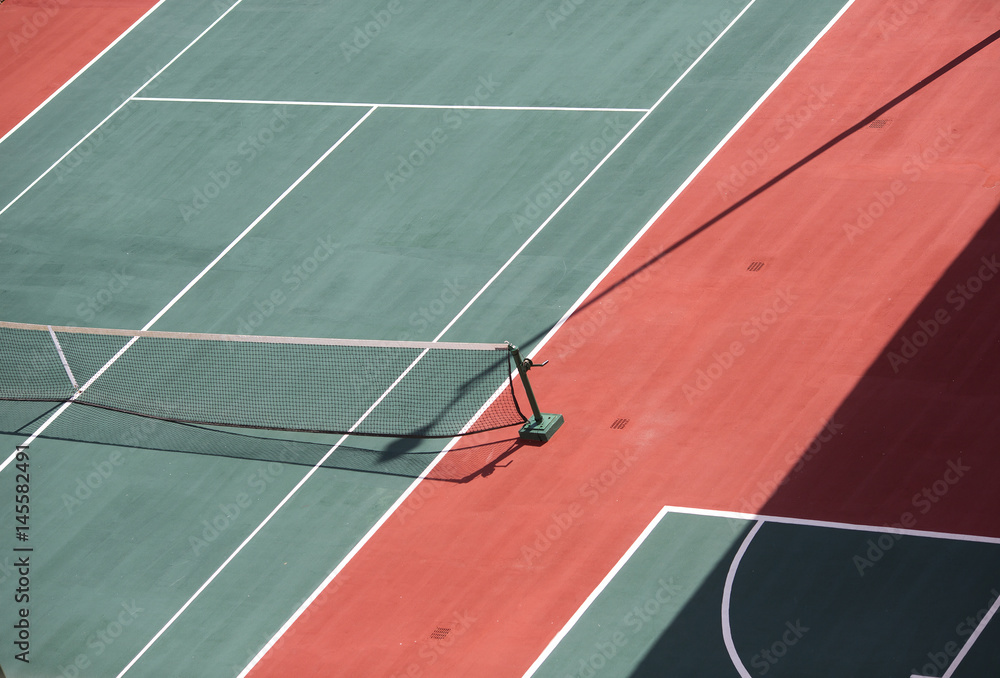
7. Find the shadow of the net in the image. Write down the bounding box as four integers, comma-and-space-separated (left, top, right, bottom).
0, 402, 527, 483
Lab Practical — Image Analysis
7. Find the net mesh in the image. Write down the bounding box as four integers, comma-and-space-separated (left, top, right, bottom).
0, 322, 526, 438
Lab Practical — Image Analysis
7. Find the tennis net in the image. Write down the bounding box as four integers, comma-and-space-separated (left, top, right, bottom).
0, 321, 527, 438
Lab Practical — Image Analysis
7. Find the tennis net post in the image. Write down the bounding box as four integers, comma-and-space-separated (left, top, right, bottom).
507, 343, 563, 443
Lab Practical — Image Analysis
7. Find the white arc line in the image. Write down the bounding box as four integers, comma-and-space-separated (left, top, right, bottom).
131, 96, 649, 113
722, 520, 763, 678
236, 2, 881, 675
521, 503, 1000, 674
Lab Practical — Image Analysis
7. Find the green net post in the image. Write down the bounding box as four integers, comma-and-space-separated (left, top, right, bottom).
507, 343, 563, 443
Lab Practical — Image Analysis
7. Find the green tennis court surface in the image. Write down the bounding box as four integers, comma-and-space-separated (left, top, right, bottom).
0, 0, 895, 675
529, 508, 1000, 678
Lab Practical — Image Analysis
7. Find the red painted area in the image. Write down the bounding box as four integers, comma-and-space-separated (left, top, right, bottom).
249, 2, 1000, 676
0, 0, 159, 137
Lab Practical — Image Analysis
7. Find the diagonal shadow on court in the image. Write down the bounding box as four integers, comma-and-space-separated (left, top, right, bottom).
622, 163, 1000, 678
509, 26, 1000, 359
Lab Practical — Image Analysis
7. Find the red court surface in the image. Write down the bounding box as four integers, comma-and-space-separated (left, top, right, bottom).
246, 2, 1000, 676
0, 0, 160, 137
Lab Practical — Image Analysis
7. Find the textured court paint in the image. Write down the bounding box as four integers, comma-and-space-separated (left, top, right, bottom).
99, 2, 859, 676
0, 1, 845, 675
0, 102, 369, 326
151, 107, 643, 340
0, 0, 161, 137
143, 0, 751, 109
243, 2, 1000, 677
0, 0, 241, 210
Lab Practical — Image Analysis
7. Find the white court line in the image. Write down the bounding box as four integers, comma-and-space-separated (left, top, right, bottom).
117, 318, 446, 677
722, 520, 763, 678
138, 106, 375, 331
8, 0, 847, 673
521, 507, 670, 678
0, 0, 170, 149
0, 0, 249, 221
238, 3, 770, 674
122, 27, 707, 664
661, 504, 1000, 545
131, 95, 648, 113
47, 325, 78, 390
432, 0, 765, 345
680, 505, 1000, 678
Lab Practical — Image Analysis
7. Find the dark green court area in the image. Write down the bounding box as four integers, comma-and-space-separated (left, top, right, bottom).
530, 510, 1000, 678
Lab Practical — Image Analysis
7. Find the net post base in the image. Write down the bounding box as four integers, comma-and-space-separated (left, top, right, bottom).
519, 413, 564, 443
